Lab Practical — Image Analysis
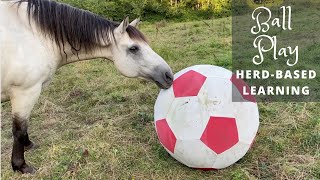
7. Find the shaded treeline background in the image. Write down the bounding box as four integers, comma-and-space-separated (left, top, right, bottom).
58, 0, 231, 22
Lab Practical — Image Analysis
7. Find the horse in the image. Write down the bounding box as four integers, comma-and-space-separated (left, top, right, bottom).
0, 0, 173, 174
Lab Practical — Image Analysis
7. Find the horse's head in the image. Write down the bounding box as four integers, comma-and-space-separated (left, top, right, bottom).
110, 17, 173, 89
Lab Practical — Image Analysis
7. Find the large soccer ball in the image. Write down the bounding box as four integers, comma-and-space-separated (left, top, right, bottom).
154, 65, 259, 169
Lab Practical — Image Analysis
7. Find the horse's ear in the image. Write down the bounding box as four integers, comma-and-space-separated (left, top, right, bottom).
130, 18, 141, 28
116, 17, 130, 34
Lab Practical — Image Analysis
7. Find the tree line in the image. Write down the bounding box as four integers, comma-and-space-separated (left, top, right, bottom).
59, 0, 231, 22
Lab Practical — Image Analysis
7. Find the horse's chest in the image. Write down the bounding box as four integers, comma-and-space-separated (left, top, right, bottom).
1, 42, 58, 89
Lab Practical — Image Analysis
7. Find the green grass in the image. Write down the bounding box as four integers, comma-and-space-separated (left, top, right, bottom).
1, 18, 320, 179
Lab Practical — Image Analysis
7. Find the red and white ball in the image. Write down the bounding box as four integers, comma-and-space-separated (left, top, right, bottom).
154, 65, 259, 169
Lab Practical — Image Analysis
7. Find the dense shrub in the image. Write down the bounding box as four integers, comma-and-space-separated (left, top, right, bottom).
58, 0, 231, 22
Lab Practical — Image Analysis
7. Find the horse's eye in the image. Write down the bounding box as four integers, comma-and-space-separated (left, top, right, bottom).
129, 46, 139, 53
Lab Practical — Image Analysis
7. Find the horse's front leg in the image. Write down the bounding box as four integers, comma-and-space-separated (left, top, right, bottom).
10, 84, 42, 174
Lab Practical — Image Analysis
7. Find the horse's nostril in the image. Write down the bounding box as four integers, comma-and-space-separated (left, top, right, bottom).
165, 72, 173, 83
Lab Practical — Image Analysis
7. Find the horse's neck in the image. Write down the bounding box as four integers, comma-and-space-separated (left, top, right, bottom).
59, 45, 113, 66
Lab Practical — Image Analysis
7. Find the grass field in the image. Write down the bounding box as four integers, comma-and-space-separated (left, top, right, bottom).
1, 17, 320, 179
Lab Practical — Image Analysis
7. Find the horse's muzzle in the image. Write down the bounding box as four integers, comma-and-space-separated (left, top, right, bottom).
153, 70, 174, 89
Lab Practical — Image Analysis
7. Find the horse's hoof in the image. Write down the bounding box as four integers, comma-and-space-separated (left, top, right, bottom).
13, 164, 36, 174
24, 143, 39, 151
21, 165, 36, 174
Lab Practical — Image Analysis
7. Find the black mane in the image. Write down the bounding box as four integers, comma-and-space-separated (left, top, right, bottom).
18, 0, 147, 53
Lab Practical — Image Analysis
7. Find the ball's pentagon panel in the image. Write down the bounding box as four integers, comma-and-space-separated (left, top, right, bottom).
173, 70, 206, 97
230, 74, 256, 103
200, 116, 239, 154
155, 119, 177, 153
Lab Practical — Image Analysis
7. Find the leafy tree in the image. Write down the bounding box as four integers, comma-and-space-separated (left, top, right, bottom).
59, 0, 231, 22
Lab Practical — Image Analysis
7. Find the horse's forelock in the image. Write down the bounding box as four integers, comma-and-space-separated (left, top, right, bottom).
127, 25, 148, 44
